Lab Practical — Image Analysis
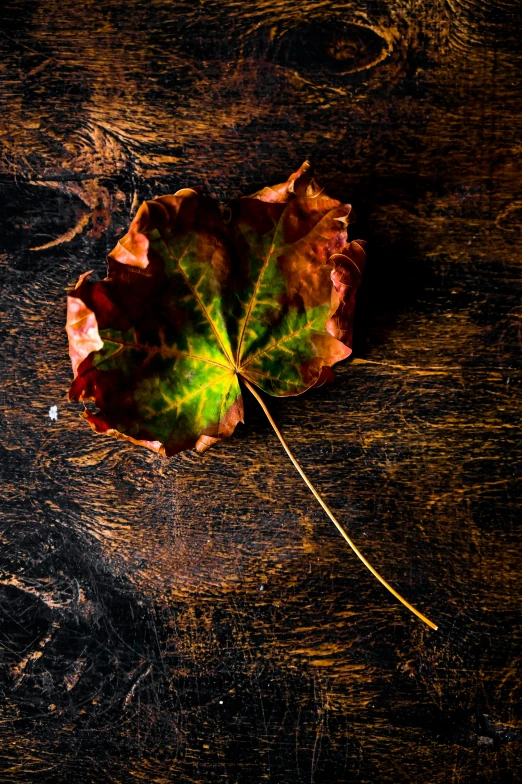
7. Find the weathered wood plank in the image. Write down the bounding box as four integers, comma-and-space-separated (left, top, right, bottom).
1, 0, 521, 781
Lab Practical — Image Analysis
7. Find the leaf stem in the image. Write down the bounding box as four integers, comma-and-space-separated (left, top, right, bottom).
242, 378, 438, 631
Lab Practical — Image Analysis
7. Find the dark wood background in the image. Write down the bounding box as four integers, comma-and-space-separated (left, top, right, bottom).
1, 0, 521, 781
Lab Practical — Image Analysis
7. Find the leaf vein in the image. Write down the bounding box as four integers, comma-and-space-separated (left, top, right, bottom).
141, 369, 234, 421
239, 321, 325, 370
158, 235, 234, 369
99, 338, 232, 371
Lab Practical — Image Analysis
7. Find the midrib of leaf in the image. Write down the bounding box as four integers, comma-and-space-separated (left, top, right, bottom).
96, 337, 232, 372
239, 317, 325, 373
161, 371, 239, 453
235, 203, 345, 369
140, 368, 235, 421
159, 234, 235, 370
234, 225, 283, 368
240, 367, 308, 388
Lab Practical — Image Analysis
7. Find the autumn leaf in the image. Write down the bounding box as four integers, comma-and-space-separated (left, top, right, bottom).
67, 162, 365, 456
66, 162, 437, 631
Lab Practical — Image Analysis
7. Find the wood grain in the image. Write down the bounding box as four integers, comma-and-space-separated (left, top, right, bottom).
1, 0, 521, 781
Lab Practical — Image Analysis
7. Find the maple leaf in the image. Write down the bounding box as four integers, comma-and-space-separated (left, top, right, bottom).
66, 162, 437, 631
67, 162, 365, 456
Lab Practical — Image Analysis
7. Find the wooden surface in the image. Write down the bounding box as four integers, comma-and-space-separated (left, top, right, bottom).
1, 1, 521, 781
